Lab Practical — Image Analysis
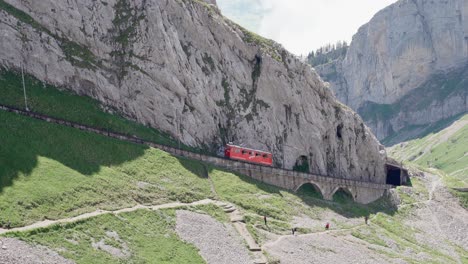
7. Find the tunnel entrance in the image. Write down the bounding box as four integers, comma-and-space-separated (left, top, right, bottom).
385, 163, 410, 186
332, 188, 354, 203
297, 183, 323, 199
293, 155, 310, 173
386, 165, 401, 186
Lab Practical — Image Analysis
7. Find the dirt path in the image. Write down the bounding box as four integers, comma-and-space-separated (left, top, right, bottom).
262, 172, 468, 263
0, 199, 217, 235
262, 219, 369, 250
0, 198, 268, 264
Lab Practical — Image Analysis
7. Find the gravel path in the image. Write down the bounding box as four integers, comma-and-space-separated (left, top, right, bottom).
263, 172, 468, 263
0, 199, 216, 235
405, 173, 468, 250
263, 232, 393, 264
0, 238, 74, 264
175, 210, 254, 264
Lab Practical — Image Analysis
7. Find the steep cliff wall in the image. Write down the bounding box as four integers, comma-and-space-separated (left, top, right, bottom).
316, 0, 468, 141
0, 0, 387, 182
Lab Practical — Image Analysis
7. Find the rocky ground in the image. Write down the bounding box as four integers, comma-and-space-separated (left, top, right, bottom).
262, 173, 468, 264
175, 210, 254, 264
264, 233, 393, 264
0, 173, 466, 264
0, 238, 75, 264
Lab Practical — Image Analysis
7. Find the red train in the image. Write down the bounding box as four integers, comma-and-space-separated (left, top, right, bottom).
224, 144, 273, 166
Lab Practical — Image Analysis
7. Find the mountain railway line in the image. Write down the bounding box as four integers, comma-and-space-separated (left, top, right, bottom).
0, 104, 395, 204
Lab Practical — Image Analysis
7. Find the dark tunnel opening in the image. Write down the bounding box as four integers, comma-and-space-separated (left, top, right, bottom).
386, 165, 402, 186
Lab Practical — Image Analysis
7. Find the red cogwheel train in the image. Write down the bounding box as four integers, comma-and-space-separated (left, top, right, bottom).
224, 144, 273, 166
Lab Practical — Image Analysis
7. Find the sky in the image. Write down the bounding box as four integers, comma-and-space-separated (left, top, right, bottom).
217, 0, 398, 55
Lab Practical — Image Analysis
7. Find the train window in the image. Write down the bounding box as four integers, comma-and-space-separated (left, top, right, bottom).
262, 154, 268, 158
242, 150, 247, 154
256, 153, 261, 156
249, 152, 253, 155
235, 149, 240, 153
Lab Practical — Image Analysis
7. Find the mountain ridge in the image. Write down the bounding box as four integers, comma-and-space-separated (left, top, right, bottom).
314, 0, 468, 141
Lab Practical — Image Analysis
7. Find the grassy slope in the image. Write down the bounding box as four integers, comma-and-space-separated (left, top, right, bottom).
8, 209, 205, 264
0, 110, 212, 227
0, 70, 200, 152
1, 69, 466, 262
388, 114, 468, 207
209, 167, 396, 242
350, 177, 467, 264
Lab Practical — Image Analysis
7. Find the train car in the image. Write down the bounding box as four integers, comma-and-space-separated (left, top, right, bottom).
224, 144, 273, 166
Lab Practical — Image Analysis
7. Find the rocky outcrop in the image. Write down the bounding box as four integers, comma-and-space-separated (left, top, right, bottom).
316, 0, 468, 141
0, 0, 387, 182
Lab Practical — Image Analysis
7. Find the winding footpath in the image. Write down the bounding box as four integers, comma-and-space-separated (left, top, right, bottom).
0, 198, 268, 263
0, 199, 218, 235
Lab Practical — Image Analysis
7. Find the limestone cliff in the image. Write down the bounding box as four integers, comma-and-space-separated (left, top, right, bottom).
316, 0, 468, 141
0, 0, 387, 182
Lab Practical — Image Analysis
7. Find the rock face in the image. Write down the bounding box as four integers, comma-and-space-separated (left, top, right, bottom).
0, 0, 387, 182
316, 0, 468, 141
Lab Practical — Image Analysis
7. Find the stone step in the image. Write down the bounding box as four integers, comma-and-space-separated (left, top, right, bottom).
253, 259, 267, 264
223, 207, 236, 213
233, 222, 261, 252
230, 215, 244, 223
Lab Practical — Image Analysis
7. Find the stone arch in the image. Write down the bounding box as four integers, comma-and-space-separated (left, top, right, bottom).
296, 182, 324, 199
331, 187, 355, 202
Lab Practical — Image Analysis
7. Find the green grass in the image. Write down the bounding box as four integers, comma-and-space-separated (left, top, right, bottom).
388, 114, 468, 207
208, 167, 396, 237
187, 203, 229, 223
350, 212, 461, 264
0, 69, 204, 153
6, 209, 205, 264
0, 111, 212, 227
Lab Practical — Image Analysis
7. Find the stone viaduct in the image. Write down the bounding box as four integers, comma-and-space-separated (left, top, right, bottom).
1, 104, 398, 204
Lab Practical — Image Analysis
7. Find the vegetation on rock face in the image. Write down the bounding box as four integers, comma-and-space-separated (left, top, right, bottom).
0, 0, 98, 69
111, 0, 145, 77
360, 65, 468, 144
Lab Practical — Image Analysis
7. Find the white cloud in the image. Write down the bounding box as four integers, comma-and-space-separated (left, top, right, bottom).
218, 0, 398, 55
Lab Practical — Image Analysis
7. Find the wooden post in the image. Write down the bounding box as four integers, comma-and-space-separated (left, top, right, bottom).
21, 64, 29, 111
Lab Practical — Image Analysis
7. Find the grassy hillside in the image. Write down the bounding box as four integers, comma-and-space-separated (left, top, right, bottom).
388, 114, 468, 207
0, 69, 200, 152
1, 69, 466, 263
0, 110, 213, 227
8, 209, 206, 264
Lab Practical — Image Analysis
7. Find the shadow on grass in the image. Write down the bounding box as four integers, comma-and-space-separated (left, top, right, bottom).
299, 189, 398, 219
203, 164, 397, 219
0, 111, 149, 192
